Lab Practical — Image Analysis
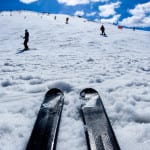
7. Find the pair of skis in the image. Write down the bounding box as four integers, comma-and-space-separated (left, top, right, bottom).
26, 88, 120, 150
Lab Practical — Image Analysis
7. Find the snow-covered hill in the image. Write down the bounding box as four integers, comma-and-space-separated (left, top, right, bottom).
0, 11, 150, 150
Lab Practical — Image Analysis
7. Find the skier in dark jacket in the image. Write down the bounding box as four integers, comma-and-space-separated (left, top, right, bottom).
100, 25, 106, 35
66, 17, 69, 24
23, 29, 29, 50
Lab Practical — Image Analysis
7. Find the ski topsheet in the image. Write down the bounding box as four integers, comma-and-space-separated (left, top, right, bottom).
80, 88, 120, 150
26, 88, 64, 150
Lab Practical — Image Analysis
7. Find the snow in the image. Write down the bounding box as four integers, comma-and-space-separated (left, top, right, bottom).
81, 94, 99, 107
42, 95, 62, 108
0, 11, 150, 150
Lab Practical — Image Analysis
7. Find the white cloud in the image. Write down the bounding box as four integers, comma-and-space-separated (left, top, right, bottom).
100, 14, 120, 23
86, 12, 96, 17
20, 0, 38, 4
57, 0, 89, 6
120, 2, 150, 27
57, 0, 109, 6
91, 0, 109, 2
99, 2, 121, 17
129, 2, 150, 16
74, 10, 85, 16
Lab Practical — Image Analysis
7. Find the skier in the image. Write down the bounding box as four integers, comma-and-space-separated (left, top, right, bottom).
23, 29, 29, 50
66, 17, 69, 24
100, 24, 106, 36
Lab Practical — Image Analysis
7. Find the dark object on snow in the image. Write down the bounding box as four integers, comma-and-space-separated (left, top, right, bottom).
16, 49, 29, 54
26, 88, 64, 150
100, 25, 106, 36
66, 17, 69, 24
80, 88, 120, 150
118, 25, 123, 29
54, 16, 56, 20
16, 48, 37, 54
23, 29, 29, 50
78, 15, 82, 18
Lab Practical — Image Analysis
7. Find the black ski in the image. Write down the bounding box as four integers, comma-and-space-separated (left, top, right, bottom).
26, 88, 64, 150
80, 88, 120, 150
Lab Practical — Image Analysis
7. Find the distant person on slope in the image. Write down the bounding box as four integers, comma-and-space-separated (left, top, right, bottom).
23, 29, 29, 50
66, 17, 69, 24
100, 25, 106, 36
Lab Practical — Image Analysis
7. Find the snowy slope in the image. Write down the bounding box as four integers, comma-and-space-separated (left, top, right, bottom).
0, 11, 150, 150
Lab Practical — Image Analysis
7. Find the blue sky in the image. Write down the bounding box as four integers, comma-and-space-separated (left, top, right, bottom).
0, 0, 150, 30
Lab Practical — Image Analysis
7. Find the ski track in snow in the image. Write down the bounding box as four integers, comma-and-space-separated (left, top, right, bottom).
0, 11, 150, 150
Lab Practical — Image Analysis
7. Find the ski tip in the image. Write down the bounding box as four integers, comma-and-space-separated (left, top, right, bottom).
80, 88, 98, 97
45, 88, 63, 98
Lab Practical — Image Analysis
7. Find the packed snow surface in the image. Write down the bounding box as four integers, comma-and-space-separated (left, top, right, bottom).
0, 11, 150, 150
